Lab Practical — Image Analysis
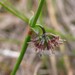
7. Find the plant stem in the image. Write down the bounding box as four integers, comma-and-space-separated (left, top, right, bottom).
31, 0, 45, 27
0, 2, 29, 23
10, 0, 45, 74
10, 35, 31, 75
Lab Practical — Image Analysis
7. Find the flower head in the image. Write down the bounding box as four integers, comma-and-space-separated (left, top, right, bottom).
31, 33, 64, 51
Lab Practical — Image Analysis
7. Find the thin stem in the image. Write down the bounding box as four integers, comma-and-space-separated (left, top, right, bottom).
0, 2, 29, 23
39, 25, 46, 34
31, 0, 45, 27
10, 35, 31, 75
10, 0, 45, 74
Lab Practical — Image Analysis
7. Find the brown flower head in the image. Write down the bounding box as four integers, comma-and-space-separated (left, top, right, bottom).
31, 33, 64, 51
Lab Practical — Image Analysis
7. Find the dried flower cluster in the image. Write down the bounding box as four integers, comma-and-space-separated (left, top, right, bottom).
31, 33, 64, 51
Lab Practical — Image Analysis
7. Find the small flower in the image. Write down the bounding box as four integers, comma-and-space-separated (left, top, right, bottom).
31, 33, 65, 52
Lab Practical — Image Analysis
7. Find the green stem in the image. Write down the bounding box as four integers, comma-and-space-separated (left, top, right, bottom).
31, 0, 45, 27
0, 2, 29, 23
10, 0, 45, 75
10, 35, 31, 75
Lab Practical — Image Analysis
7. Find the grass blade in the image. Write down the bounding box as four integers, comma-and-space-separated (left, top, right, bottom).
0, 1, 29, 23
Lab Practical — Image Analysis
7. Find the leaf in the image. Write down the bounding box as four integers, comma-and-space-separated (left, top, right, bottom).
36, 24, 43, 28
29, 16, 44, 34
31, 27, 40, 34
0, 0, 29, 23
31, 24, 43, 35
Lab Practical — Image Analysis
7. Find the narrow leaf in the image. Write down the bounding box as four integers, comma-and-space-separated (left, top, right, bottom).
0, 1, 29, 23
